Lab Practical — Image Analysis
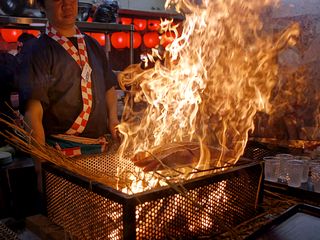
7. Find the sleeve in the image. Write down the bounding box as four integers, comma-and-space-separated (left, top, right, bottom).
18, 38, 51, 114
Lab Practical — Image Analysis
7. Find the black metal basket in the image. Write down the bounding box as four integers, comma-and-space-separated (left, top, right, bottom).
0, 223, 19, 240
42, 154, 263, 239
242, 140, 305, 161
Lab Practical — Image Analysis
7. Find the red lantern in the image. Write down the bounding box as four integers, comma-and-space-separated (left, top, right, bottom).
127, 32, 142, 49
143, 32, 159, 48
111, 32, 128, 49
121, 17, 132, 25
147, 19, 161, 31
91, 33, 106, 46
27, 30, 40, 37
173, 22, 183, 37
133, 19, 147, 31
1, 29, 23, 42
161, 31, 176, 47
87, 17, 93, 23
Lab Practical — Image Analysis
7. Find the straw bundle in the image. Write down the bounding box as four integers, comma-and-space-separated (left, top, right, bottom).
0, 116, 121, 187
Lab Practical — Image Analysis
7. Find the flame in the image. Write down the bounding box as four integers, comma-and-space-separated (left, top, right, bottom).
117, 0, 299, 175
120, 167, 167, 194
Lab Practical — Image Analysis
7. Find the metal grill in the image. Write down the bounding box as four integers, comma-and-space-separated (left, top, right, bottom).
43, 155, 262, 240
45, 172, 124, 239
135, 167, 259, 239
243, 142, 277, 161
73, 148, 135, 176
0, 223, 19, 240
243, 140, 304, 161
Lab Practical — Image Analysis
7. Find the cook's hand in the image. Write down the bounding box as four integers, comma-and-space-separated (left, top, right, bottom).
108, 118, 120, 141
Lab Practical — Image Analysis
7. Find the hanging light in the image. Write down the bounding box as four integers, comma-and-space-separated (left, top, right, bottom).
143, 31, 159, 48
147, 19, 160, 31
111, 32, 128, 49
133, 19, 147, 31
161, 31, 176, 47
1, 29, 23, 42
91, 32, 106, 46
27, 30, 40, 37
127, 32, 142, 49
121, 17, 132, 25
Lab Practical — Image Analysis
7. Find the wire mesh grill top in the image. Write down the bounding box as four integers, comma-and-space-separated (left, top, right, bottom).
73, 149, 136, 178
243, 141, 304, 161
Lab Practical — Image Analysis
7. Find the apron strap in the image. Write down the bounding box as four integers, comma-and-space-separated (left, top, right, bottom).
46, 23, 93, 135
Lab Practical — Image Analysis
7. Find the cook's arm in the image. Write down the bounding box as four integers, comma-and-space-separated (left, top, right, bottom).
23, 99, 45, 192
24, 99, 45, 145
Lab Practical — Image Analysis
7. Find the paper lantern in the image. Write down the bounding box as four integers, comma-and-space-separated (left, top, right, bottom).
27, 30, 40, 37
1, 29, 23, 42
133, 19, 147, 31
121, 17, 132, 25
127, 32, 142, 49
84, 32, 92, 36
161, 31, 176, 47
143, 32, 159, 48
147, 19, 160, 31
87, 17, 93, 22
111, 32, 128, 49
91, 33, 106, 46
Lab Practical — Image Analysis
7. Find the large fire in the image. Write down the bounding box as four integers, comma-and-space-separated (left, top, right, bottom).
116, 0, 300, 188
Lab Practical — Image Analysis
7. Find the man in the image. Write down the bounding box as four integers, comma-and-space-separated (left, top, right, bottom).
16, 32, 37, 66
17, 33, 37, 53
19, 0, 119, 156
0, 52, 16, 146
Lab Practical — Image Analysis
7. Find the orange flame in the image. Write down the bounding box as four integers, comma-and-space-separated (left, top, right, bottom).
117, 0, 300, 173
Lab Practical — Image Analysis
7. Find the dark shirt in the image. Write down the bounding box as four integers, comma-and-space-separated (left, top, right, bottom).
0, 53, 15, 101
19, 33, 117, 138
16, 38, 38, 65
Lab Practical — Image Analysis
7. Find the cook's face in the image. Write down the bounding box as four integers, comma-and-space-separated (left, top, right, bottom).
44, 0, 78, 29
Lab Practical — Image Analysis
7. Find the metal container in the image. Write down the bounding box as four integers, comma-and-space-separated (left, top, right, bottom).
42, 154, 263, 239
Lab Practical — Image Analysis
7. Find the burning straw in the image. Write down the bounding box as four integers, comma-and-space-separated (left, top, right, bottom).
117, 0, 301, 172
0, 116, 122, 187
0, 115, 216, 194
